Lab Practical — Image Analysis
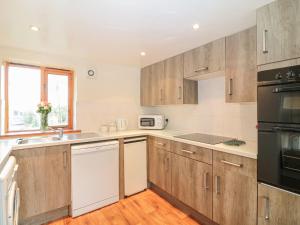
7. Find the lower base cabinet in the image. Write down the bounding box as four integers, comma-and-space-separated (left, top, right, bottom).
148, 138, 172, 193
148, 138, 258, 225
258, 183, 300, 225
171, 154, 212, 219
212, 151, 257, 225
12, 145, 71, 222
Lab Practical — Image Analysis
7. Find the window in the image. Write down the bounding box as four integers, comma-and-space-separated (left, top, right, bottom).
4, 63, 74, 133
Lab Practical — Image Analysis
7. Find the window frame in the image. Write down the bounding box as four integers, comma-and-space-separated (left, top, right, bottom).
4, 62, 74, 133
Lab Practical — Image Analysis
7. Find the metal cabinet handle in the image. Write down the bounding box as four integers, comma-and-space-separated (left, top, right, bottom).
181, 149, 195, 154
221, 160, 243, 168
156, 142, 166, 147
165, 157, 170, 173
215, 176, 221, 195
204, 172, 209, 190
263, 29, 268, 54
263, 196, 270, 221
194, 67, 208, 72
228, 78, 233, 96
178, 86, 182, 100
160, 89, 163, 102
63, 151, 67, 169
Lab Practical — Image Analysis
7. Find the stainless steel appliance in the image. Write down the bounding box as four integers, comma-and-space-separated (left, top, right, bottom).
175, 133, 232, 145
138, 115, 166, 130
258, 65, 300, 194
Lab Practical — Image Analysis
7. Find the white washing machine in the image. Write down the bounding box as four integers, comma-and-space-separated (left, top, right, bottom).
0, 156, 20, 225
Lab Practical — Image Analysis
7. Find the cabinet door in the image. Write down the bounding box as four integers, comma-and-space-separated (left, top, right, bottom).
257, 0, 300, 65
184, 38, 225, 78
151, 62, 165, 105
44, 145, 71, 211
225, 26, 257, 103
140, 66, 153, 106
258, 183, 300, 225
148, 145, 171, 193
164, 55, 184, 104
12, 147, 47, 220
213, 152, 257, 225
172, 154, 212, 219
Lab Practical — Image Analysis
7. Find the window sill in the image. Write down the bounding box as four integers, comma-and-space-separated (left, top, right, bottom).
0, 129, 81, 139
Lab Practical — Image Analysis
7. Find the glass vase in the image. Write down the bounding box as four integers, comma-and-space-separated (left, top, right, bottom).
40, 113, 49, 131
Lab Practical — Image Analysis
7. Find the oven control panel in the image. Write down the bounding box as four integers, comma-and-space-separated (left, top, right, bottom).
258, 65, 300, 85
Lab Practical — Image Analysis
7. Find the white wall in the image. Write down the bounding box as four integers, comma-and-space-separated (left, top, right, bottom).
0, 46, 142, 132
143, 76, 257, 142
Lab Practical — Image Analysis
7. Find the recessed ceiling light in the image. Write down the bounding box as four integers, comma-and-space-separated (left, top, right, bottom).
140, 52, 146, 56
30, 25, 40, 31
193, 24, 199, 30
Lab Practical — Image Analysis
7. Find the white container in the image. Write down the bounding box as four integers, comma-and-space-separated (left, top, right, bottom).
116, 118, 128, 131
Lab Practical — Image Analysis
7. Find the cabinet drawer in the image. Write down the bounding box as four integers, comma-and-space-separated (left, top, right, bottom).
172, 141, 212, 164
213, 151, 257, 179
153, 137, 171, 151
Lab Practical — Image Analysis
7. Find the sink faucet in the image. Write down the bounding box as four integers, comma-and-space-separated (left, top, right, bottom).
50, 127, 64, 139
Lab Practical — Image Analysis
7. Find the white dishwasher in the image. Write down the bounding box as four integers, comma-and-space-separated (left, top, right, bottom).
71, 141, 119, 217
124, 136, 147, 197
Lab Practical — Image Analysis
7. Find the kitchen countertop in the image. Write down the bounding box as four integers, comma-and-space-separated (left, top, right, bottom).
0, 129, 257, 170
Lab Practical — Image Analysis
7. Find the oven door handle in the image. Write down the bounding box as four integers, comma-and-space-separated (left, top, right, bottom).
272, 126, 300, 133
272, 86, 300, 93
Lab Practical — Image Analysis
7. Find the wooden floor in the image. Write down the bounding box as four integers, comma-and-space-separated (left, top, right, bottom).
48, 190, 201, 225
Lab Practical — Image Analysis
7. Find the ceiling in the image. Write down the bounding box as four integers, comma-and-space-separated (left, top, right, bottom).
0, 0, 274, 67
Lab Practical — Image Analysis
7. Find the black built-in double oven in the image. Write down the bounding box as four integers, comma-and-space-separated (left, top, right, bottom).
258, 65, 300, 194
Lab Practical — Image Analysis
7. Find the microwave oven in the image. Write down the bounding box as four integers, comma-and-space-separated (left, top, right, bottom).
138, 115, 166, 130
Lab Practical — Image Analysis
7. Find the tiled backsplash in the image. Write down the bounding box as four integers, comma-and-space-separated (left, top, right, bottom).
143, 76, 257, 142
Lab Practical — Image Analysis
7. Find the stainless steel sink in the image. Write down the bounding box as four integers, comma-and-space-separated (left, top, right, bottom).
16, 136, 62, 145
15, 132, 99, 145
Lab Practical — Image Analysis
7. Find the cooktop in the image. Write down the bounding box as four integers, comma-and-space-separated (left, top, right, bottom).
175, 133, 233, 145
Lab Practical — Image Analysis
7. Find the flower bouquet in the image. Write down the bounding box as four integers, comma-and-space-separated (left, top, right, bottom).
37, 102, 52, 131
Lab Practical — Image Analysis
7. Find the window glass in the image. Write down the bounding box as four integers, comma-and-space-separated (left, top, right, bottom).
47, 74, 69, 126
8, 66, 41, 131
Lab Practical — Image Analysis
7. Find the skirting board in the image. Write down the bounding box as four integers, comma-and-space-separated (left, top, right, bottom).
19, 206, 69, 225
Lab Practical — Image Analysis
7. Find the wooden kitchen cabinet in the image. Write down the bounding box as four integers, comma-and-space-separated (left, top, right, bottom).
171, 141, 212, 164
225, 26, 257, 102
140, 65, 153, 106
12, 145, 71, 222
141, 55, 198, 106
140, 62, 164, 106
151, 61, 165, 105
212, 151, 257, 225
171, 153, 213, 219
164, 55, 198, 105
258, 183, 300, 225
44, 145, 71, 212
257, 0, 300, 65
148, 137, 171, 193
183, 38, 225, 79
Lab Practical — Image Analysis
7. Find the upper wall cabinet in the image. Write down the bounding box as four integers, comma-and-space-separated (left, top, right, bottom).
183, 38, 225, 80
164, 55, 198, 105
140, 66, 152, 106
257, 0, 300, 65
140, 62, 164, 106
140, 55, 198, 106
225, 26, 257, 103
151, 61, 165, 105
